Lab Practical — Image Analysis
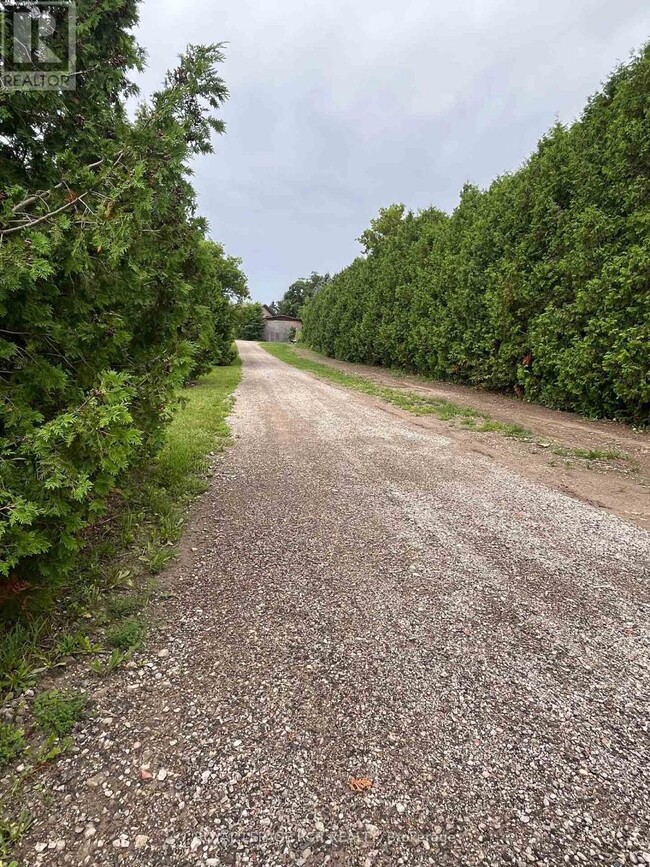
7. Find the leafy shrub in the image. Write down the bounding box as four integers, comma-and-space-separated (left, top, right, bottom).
303, 45, 650, 425
235, 303, 266, 340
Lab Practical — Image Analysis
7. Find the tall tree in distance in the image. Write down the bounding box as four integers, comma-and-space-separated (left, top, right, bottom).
272, 272, 331, 318
357, 204, 406, 255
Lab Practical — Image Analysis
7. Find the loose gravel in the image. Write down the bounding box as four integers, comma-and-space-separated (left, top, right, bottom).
9, 340, 650, 866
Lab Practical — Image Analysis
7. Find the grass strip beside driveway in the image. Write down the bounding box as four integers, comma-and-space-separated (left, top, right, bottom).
261, 343, 532, 438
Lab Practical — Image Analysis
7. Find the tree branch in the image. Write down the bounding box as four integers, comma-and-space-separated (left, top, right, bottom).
8, 158, 108, 215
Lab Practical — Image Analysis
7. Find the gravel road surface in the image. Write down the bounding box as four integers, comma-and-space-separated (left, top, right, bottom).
13, 340, 650, 866
292, 347, 650, 533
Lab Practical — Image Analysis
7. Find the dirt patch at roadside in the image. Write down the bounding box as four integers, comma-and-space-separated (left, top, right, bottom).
294, 347, 650, 531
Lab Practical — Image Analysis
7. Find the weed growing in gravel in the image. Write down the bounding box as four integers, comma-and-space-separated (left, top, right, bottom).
0, 725, 25, 770
140, 540, 176, 575
0, 622, 47, 694
378, 386, 482, 421
89, 649, 130, 677
54, 633, 103, 659
473, 420, 532, 440
32, 690, 87, 738
0, 811, 32, 859
106, 617, 146, 651
0, 661, 39, 697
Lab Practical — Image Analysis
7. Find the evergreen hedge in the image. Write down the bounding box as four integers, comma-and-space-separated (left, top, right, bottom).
0, 1, 246, 588
303, 46, 650, 426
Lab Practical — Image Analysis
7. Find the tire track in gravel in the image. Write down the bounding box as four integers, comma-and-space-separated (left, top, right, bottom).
12, 340, 650, 867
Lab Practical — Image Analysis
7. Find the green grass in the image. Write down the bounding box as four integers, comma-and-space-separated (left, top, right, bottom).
106, 617, 146, 651
262, 343, 532, 433
156, 362, 241, 500
104, 594, 144, 618
0, 356, 242, 703
551, 446, 628, 461
32, 690, 87, 738
263, 344, 634, 465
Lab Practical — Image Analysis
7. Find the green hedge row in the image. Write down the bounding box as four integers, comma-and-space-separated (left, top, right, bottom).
0, 2, 246, 588
304, 45, 650, 425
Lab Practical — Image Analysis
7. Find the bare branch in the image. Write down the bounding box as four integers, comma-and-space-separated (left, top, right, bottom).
1, 194, 90, 237
9, 158, 107, 215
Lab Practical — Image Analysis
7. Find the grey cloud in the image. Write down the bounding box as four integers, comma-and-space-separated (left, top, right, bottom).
132, 0, 650, 303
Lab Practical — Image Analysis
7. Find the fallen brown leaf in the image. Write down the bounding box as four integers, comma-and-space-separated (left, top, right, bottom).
348, 777, 373, 793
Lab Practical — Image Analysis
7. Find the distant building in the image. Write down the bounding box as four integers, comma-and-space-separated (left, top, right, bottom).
261, 305, 302, 342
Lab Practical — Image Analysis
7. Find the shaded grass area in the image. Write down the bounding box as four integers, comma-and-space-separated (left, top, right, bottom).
0, 358, 242, 700
263, 343, 631, 461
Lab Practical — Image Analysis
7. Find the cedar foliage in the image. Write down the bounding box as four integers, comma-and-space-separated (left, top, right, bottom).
304, 47, 650, 425
0, 1, 247, 586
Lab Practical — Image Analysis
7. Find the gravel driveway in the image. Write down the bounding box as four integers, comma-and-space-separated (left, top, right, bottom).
13, 340, 650, 866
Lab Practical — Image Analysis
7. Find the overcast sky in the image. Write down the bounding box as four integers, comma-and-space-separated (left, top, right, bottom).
132, 0, 650, 304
